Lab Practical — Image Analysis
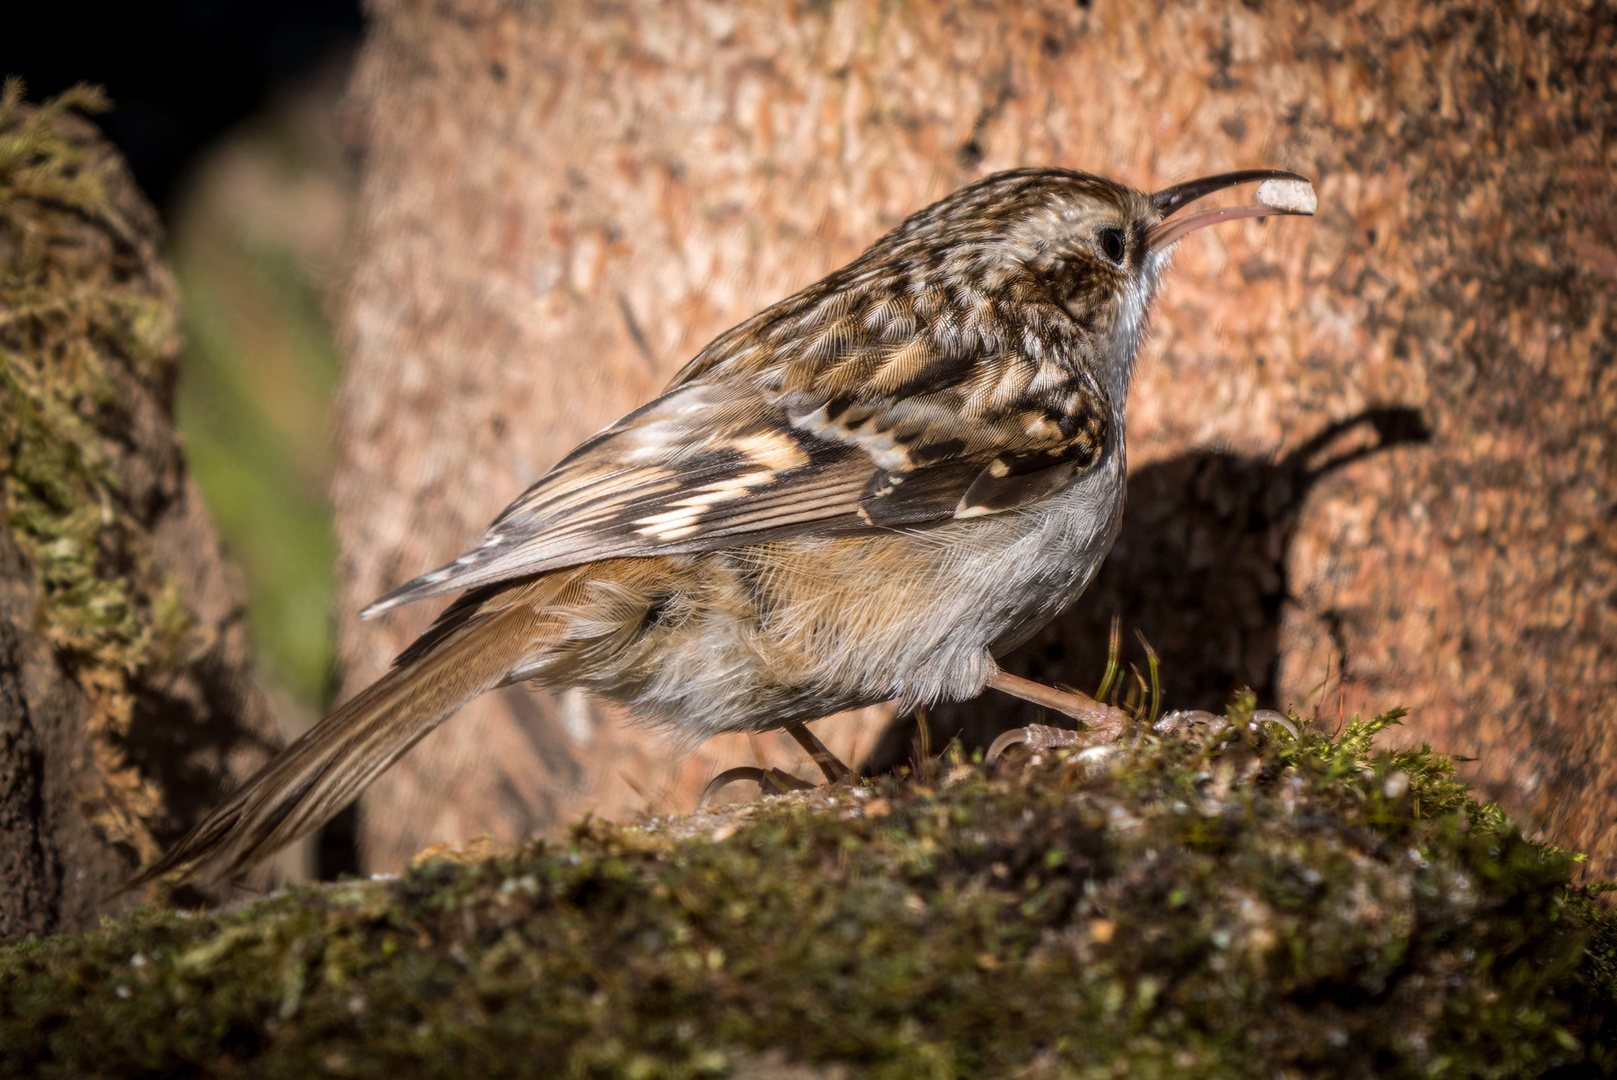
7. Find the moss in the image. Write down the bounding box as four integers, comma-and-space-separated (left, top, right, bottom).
2, 708, 1612, 1078
0, 80, 191, 863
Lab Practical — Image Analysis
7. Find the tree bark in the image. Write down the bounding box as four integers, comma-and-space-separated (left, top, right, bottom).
0, 90, 286, 938
335, 1, 1617, 873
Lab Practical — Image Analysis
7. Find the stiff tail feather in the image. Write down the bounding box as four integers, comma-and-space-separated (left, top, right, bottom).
122, 597, 544, 891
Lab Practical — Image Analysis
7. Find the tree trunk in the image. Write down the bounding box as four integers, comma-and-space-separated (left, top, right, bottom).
335, 1, 1617, 874
0, 88, 286, 939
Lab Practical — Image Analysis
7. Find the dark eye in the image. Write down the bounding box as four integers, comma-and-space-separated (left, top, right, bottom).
1097, 227, 1126, 265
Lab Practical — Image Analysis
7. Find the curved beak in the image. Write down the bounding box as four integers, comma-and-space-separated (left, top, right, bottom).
1149, 169, 1315, 253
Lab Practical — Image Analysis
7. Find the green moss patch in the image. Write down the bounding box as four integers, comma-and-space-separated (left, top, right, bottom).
0, 80, 192, 862
3, 706, 1612, 1077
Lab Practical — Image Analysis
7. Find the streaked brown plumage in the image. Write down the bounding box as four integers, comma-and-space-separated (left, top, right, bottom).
130, 166, 1314, 887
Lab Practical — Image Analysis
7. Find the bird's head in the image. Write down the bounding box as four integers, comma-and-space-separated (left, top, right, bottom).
876, 166, 1317, 406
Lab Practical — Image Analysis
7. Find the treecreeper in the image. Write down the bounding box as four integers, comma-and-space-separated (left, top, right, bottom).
130, 167, 1316, 888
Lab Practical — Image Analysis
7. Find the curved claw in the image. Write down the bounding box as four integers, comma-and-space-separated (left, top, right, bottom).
985, 729, 1028, 764
1249, 709, 1299, 739
697, 766, 817, 809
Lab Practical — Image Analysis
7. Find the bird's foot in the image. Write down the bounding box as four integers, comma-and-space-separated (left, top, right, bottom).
982, 670, 1130, 765
984, 722, 1095, 763
697, 721, 853, 808
697, 766, 819, 807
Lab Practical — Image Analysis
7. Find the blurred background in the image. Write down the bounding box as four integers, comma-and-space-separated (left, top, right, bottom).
5, 0, 362, 738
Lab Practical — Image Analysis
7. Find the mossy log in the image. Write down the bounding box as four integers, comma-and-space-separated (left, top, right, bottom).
2, 707, 1612, 1077
0, 84, 285, 938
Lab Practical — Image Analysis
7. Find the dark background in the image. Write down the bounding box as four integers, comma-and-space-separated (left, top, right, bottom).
7, 0, 362, 212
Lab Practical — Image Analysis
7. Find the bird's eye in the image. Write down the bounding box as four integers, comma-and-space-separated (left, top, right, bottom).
1097, 227, 1126, 265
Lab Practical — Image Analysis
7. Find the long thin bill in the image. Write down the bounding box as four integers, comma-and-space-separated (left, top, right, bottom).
1148, 169, 1315, 253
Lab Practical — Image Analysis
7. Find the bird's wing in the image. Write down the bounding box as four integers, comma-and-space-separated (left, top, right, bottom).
362, 273, 1110, 617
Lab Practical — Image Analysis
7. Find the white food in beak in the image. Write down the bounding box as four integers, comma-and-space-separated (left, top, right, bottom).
1255, 177, 1317, 216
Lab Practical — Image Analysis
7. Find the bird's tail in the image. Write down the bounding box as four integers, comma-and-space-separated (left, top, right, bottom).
123, 591, 546, 891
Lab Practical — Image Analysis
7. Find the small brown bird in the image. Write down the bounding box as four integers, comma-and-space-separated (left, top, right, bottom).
131, 166, 1315, 887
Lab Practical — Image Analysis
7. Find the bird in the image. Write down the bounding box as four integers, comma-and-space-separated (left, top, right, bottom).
128, 165, 1315, 888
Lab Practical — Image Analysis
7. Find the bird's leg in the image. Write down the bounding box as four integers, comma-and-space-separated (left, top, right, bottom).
785, 721, 852, 783
912, 703, 934, 781
984, 670, 1128, 739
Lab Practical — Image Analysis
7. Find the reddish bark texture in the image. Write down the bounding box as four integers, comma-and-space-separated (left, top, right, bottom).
336, 1, 1617, 873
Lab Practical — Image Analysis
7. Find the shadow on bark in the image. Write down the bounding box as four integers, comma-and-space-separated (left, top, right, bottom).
863, 406, 1432, 774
